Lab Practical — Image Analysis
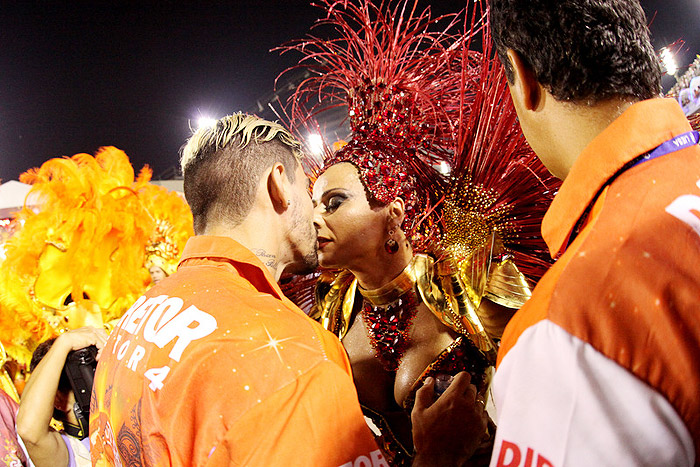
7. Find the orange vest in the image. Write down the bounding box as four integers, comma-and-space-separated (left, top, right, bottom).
498, 98, 700, 462
91, 236, 382, 466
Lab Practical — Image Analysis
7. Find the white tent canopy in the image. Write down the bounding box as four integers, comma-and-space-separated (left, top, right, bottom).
0, 180, 32, 218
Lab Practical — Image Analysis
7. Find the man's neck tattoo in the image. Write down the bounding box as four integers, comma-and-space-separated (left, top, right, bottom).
252, 248, 278, 269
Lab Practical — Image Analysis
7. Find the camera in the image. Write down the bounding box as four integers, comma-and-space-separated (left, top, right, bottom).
62, 345, 98, 439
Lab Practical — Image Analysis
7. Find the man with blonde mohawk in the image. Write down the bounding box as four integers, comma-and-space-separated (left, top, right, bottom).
90, 113, 484, 466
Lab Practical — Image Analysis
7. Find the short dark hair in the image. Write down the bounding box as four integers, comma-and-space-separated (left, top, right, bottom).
30, 338, 71, 393
180, 114, 304, 234
490, 0, 662, 103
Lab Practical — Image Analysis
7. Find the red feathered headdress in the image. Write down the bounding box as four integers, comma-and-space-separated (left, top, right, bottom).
441, 2, 561, 283
280, 0, 469, 250
280, 0, 559, 288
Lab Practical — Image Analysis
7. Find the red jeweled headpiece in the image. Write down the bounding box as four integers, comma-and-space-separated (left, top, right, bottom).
280, 0, 467, 246
327, 139, 420, 213
280, 0, 559, 284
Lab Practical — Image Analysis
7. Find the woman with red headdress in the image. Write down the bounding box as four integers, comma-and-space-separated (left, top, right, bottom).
282, 1, 560, 464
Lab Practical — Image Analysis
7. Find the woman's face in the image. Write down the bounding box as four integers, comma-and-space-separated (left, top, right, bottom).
312, 163, 388, 269
149, 266, 167, 284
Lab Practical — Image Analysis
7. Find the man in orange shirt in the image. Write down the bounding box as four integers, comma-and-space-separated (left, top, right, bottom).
488, 0, 700, 465
90, 114, 486, 466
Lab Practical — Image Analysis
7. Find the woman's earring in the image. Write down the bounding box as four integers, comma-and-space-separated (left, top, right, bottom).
384, 229, 398, 254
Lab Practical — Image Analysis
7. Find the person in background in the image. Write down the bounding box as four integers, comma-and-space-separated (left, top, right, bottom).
143, 186, 194, 287
1, 388, 28, 466
489, 0, 700, 465
691, 76, 700, 104
90, 113, 486, 466
16, 327, 106, 467
147, 265, 168, 285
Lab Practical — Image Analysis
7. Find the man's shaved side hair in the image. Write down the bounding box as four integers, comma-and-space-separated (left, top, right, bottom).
181, 114, 304, 234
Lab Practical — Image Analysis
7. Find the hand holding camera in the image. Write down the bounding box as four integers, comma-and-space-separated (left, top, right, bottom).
56, 327, 108, 359
16, 326, 108, 467
58, 327, 108, 438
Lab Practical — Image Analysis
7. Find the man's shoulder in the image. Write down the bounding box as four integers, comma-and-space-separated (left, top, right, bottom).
161, 279, 347, 372
567, 146, 700, 292
501, 146, 700, 365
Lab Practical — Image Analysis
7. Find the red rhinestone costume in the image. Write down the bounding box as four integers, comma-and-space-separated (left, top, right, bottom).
279, 1, 560, 464
360, 291, 418, 372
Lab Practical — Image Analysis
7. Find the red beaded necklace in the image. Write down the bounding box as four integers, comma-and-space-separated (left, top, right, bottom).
361, 290, 418, 372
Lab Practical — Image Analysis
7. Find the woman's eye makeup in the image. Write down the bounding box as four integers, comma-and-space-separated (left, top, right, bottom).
325, 194, 347, 212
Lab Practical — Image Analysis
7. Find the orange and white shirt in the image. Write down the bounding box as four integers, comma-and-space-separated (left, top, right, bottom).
490, 99, 700, 467
90, 236, 382, 466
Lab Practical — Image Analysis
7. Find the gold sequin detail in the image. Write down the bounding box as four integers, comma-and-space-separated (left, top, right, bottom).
442, 178, 515, 261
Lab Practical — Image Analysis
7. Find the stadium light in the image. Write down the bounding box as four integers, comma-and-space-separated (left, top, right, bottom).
661, 47, 678, 76
196, 116, 218, 130
307, 133, 324, 155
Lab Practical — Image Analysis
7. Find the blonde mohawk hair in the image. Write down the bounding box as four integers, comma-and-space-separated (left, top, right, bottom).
181, 113, 303, 173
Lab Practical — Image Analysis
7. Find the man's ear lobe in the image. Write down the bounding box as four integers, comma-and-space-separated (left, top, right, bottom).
506, 49, 542, 111
268, 163, 290, 211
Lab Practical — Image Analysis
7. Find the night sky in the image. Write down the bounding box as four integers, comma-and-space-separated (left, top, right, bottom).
0, 0, 698, 182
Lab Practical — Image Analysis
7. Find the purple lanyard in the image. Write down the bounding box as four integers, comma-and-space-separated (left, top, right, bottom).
566, 130, 700, 250
632, 130, 700, 167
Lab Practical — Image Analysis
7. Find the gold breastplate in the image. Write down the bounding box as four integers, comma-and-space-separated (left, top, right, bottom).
314, 253, 531, 365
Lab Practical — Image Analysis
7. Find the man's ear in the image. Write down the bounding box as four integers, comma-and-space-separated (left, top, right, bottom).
267, 162, 290, 212
506, 49, 543, 111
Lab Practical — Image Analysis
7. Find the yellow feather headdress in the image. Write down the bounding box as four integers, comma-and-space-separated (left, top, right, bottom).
0, 147, 192, 365
140, 184, 194, 278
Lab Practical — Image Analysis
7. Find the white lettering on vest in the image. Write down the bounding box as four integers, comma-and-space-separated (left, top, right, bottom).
116, 340, 130, 361
112, 294, 218, 387
142, 297, 185, 342
149, 305, 217, 362
665, 179, 700, 238
338, 450, 389, 467
117, 295, 147, 328
123, 295, 168, 335
127, 345, 146, 370
369, 450, 389, 467
112, 334, 122, 354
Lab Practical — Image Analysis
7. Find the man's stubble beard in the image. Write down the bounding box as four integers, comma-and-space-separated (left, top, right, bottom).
284, 202, 319, 275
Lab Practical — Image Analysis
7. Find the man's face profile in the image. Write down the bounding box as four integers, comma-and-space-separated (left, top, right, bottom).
285, 163, 319, 274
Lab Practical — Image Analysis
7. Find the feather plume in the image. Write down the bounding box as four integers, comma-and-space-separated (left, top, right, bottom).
442, 3, 560, 283
0, 147, 192, 365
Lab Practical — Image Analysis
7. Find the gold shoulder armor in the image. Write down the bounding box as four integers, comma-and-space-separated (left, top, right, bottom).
484, 257, 532, 308
413, 254, 498, 363
314, 270, 357, 339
